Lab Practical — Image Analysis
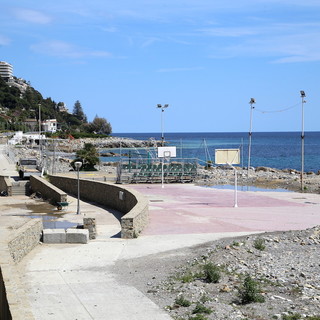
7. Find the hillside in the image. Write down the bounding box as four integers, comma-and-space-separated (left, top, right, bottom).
0, 76, 85, 132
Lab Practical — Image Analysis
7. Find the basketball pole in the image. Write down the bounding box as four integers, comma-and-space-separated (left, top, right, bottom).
300, 91, 306, 192
248, 98, 255, 178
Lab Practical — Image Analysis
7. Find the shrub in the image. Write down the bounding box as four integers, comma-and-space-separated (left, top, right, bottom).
174, 295, 191, 307
203, 262, 221, 283
253, 238, 266, 251
189, 315, 208, 320
179, 272, 195, 283
238, 274, 265, 304
192, 303, 212, 315
282, 314, 301, 320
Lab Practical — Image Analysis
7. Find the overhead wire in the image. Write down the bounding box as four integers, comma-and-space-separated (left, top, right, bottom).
254, 102, 300, 114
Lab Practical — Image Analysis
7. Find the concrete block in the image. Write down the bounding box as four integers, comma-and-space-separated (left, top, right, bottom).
43, 229, 66, 244
66, 229, 89, 244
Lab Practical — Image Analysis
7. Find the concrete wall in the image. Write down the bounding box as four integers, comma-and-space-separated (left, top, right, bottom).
0, 219, 42, 320
49, 175, 149, 238
29, 176, 67, 205
0, 176, 12, 196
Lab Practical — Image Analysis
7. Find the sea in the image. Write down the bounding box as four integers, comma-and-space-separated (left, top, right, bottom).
103, 132, 320, 173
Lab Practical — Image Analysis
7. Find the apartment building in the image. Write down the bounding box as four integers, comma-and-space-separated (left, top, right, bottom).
0, 61, 13, 81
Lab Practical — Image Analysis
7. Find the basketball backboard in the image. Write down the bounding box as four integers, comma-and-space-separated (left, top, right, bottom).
215, 149, 240, 165
157, 146, 177, 158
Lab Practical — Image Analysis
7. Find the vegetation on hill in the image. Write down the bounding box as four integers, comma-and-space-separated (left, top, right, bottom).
0, 76, 112, 136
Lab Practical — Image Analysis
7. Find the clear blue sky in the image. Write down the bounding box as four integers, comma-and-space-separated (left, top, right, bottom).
1, 1, 320, 133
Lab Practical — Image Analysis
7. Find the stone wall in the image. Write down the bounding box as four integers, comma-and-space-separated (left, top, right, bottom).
0, 219, 42, 320
29, 176, 67, 205
7, 219, 43, 263
0, 268, 11, 320
0, 176, 12, 196
49, 175, 149, 238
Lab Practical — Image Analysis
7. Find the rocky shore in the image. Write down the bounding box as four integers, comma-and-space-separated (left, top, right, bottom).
196, 166, 320, 194
53, 136, 162, 152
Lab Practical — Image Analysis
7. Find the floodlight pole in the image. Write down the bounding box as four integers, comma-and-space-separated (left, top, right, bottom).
157, 104, 169, 146
300, 91, 306, 191
247, 98, 255, 178
75, 161, 82, 215
38, 104, 42, 164
234, 166, 238, 208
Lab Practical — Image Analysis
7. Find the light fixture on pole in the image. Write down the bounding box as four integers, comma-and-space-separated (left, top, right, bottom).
300, 90, 306, 191
157, 104, 169, 146
247, 98, 256, 177
74, 161, 82, 215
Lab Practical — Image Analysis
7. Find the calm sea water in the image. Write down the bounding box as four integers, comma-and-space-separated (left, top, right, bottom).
106, 132, 320, 172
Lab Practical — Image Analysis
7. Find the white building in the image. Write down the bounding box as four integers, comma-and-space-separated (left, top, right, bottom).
42, 119, 58, 133
0, 61, 13, 81
8, 131, 46, 145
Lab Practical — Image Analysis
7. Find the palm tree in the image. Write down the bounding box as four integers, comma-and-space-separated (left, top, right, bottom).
72, 143, 99, 171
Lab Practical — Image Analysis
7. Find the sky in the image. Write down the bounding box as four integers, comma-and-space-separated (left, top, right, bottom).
1, 0, 320, 133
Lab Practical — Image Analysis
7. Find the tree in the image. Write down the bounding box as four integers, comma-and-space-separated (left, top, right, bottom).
88, 115, 112, 135
72, 143, 99, 170
72, 100, 87, 123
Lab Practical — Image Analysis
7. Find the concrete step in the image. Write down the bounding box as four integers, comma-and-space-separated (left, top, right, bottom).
11, 181, 30, 196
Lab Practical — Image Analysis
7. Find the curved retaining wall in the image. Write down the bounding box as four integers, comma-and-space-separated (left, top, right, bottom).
48, 175, 149, 238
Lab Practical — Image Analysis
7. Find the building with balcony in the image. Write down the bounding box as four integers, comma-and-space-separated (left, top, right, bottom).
42, 119, 58, 133
0, 61, 13, 81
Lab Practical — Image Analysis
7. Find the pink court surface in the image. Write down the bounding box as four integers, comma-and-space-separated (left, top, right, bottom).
129, 184, 320, 236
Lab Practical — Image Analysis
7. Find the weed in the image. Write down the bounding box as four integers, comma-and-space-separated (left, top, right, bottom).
238, 274, 265, 304
199, 294, 211, 303
188, 315, 208, 320
180, 272, 195, 283
253, 238, 266, 251
232, 241, 240, 247
306, 317, 320, 320
192, 303, 212, 315
174, 295, 191, 307
282, 314, 301, 320
203, 262, 221, 283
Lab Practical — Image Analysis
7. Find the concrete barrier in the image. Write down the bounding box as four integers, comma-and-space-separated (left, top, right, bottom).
48, 175, 149, 238
43, 229, 89, 244
30, 175, 67, 205
66, 229, 89, 244
43, 229, 67, 243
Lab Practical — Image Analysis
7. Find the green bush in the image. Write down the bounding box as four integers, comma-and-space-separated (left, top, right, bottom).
203, 262, 221, 283
238, 274, 265, 304
189, 315, 208, 320
253, 238, 266, 251
282, 314, 301, 320
179, 272, 195, 283
192, 303, 212, 315
174, 295, 191, 307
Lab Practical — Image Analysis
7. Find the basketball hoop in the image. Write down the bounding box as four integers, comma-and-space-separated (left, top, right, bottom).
158, 146, 176, 188
163, 150, 171, 162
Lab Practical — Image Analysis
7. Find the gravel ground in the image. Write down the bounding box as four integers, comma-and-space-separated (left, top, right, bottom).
113, 227, 320, 320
